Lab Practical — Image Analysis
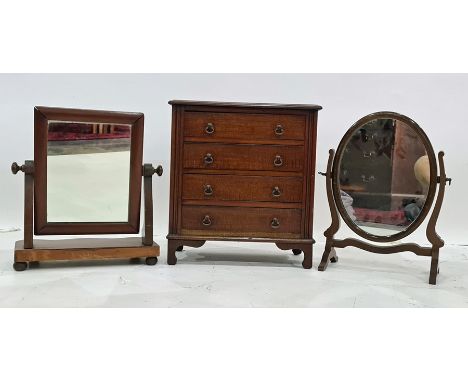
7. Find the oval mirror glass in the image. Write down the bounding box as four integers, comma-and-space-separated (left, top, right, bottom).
334, 113, 437, 241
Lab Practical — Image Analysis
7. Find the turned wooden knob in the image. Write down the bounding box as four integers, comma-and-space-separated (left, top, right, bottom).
11, 162, 22, 174
143, 163, 163, 177
155, 165, 163, 177
11, 161, 34, 175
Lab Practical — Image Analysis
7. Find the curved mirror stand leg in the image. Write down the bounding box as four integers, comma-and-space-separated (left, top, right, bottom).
318, 149, 340, 271
427, 151, 449, 285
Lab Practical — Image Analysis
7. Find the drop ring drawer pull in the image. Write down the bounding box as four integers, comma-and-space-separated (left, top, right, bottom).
203, 184, 213, 196
202, 215, 212, 226
273, 155, 283, 167
205, 123, 215, 134
275, 124, 285, 136
272, 186, 281, 197
204, 153, 214, 165
271, 218, 280, 229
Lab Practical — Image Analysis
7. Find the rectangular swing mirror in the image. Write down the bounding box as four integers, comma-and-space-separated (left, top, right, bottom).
34, 106, 144, 235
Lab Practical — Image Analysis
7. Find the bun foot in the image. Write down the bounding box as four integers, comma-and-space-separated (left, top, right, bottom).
13, 262, 28, 272
292, 249, 302, 255
145, 257, 158, 266
176, 246, 183, 251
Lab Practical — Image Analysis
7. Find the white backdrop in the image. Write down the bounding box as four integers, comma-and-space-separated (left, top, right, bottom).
0, 74, 465, 244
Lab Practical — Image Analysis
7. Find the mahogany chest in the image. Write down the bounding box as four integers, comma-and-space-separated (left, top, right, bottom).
167, 100, 322, 268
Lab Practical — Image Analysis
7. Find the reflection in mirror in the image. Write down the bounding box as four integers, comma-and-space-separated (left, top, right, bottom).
47, 121, 131, 222
338, 118, 430, 237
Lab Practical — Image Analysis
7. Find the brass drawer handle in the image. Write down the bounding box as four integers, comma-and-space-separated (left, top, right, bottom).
205, 123, 215, 134
204, 184, 213, 196
271, 218, 280, 229
272, 186, 281, 197
273, 155, 283, 167
275, 124, 285, 136
202, 215, 212, 226
204, 153, 214, 165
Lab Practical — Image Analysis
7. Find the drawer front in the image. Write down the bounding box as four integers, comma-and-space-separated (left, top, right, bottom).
182, 174, 303, 203
183, 143, 304, 172
181, 206, 302, 238
183, 111, 306, 142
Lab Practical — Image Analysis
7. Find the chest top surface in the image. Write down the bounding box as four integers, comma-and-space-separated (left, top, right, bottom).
169, 100, 322, 111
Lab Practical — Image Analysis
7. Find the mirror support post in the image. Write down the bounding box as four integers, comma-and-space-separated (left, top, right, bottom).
142, 163, 163, 246
318, 149, 339, 271
11, 160, 34, 249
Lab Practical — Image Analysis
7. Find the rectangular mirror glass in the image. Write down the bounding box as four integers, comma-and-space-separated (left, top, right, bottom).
47, 121, 132, 222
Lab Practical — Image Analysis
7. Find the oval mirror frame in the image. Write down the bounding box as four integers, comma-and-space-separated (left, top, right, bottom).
332, 112, 438, 243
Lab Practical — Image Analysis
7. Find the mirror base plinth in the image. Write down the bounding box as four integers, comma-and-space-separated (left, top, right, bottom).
14, 238, 160, 268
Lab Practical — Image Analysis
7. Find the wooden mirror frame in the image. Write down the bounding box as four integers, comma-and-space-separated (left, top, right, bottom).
318, 112, 451, 285
34, 106, 144, 235
332, 112, 438, 243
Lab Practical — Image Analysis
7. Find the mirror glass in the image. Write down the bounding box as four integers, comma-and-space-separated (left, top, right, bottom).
47, 120, 131, 222
337, 118, 431, 237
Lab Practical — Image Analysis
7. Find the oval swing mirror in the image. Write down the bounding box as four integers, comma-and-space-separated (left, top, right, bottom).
319, 111, 450, 285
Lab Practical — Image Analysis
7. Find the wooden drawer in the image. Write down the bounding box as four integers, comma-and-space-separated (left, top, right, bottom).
183, 143, 304, 172
182, 174, 303, 203
180, 205, 302, 238
183, 111, 306, 142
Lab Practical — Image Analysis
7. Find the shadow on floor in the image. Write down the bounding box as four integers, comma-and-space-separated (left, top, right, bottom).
174, 249, 304, 268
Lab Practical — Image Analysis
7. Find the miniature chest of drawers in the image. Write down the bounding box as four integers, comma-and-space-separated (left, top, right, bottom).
167, 100, 322, 268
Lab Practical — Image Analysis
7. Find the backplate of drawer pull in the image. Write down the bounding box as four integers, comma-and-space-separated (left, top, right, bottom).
271, 218, 280, 229
203, 184, 214, 196
205, 122, 215, 134
273, 155, 283, 167
275, 124, 285, 136
204, 153, 214, 165
202, 215, 212, 226
272, 186, 282, 197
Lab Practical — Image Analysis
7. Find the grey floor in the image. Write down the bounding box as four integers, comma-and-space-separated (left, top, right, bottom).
1, 231, 467, 307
